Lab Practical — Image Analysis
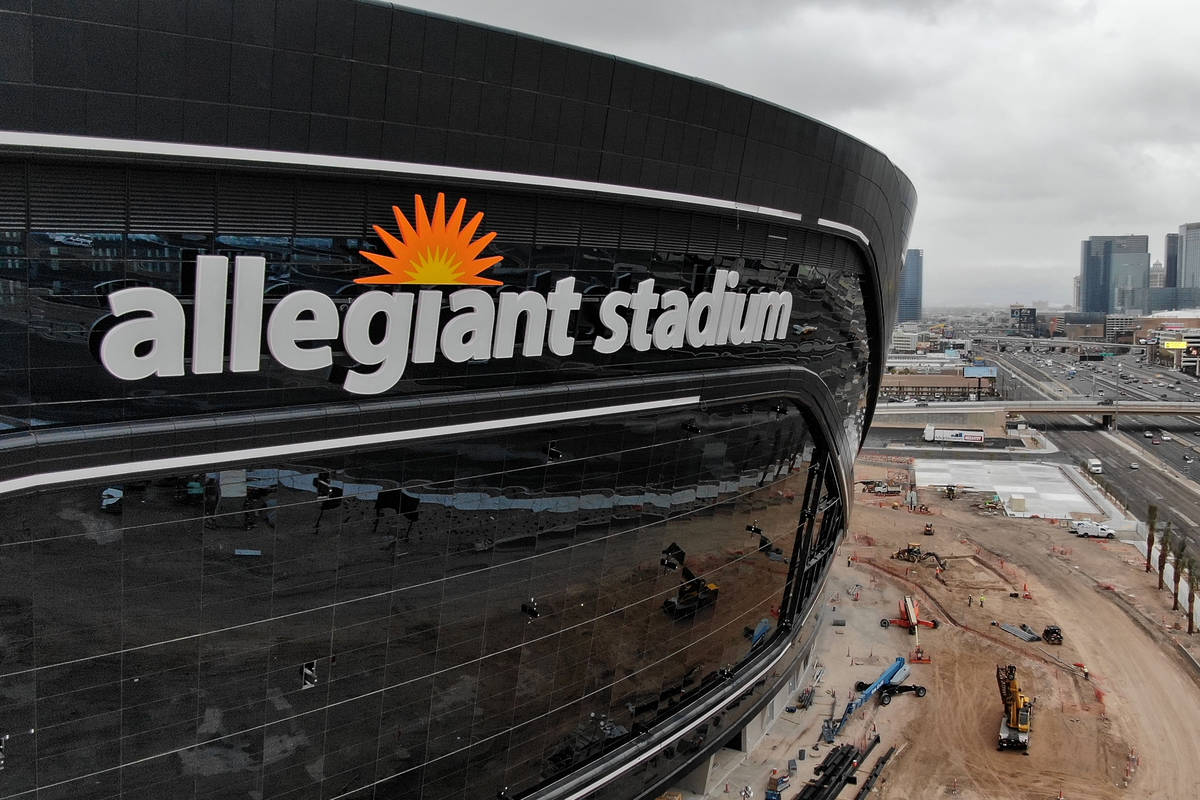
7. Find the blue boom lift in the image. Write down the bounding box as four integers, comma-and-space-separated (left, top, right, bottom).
821, 657, 906, 742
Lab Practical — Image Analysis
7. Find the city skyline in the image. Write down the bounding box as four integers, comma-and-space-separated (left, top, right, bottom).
415, 0, 1200, 306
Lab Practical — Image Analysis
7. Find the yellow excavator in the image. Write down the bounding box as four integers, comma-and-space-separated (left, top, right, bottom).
996, 664, 1032, 750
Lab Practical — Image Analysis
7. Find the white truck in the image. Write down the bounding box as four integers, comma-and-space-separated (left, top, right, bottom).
1086, 458, 1102, 474
1068, 520, 1116, 539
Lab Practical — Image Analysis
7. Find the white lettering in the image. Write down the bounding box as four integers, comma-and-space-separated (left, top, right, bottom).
593, 290, 631, 354
440, 288, 495, 362
627, 278, 659, 352
494, 290, 548, 358
760, 291, 793, 340
266, 291, 338, 371
230, 256, 266, 372
342, 291, 414, 394
686, 268, 726, 348
100, 287, 186, 379
652, 290, 688, 350
545, 278, 581, 357
412, 290, 443, 364
191, 255, 228, 374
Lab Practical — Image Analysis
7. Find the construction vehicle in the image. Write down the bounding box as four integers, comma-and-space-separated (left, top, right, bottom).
1042, 625, 1063, 644
891, 543, 949, 570
996, 664, 1033, 750
877, 682, 927, 705
858, 479, 902, 495
823, 657, 907, 741
923, 522, 935, 535
854, 663, 927, 705
880, 595, 940, 635
660, 543, 718, 618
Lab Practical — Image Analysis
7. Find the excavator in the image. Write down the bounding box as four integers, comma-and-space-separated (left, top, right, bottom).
996, 664, 1033, 750
660, 543, 719, 618
892, 543, 948, 570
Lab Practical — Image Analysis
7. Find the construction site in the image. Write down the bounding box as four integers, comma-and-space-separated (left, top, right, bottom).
683, 459, 1200, 800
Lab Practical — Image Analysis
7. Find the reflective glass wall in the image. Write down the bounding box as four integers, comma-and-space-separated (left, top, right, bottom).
0, 161, 869, 439
0, 396, 820, 800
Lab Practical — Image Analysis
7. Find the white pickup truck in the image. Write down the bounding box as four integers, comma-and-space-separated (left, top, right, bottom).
1068, 520, 1116, 539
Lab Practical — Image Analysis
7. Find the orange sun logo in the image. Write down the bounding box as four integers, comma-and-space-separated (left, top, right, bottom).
357, 193, 503, 285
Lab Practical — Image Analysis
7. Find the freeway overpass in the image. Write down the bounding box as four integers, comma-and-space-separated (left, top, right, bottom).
875, 400, 1199, 432
971, 334, 1143, 353
876, 400, 1196, 416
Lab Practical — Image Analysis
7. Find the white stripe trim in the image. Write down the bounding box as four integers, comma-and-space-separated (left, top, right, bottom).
817, 217, 870, 245
0, 130, 814, 226
0, 395, 699, 497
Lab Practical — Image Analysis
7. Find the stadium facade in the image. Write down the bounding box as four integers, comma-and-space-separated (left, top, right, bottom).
0, 3, 915, 799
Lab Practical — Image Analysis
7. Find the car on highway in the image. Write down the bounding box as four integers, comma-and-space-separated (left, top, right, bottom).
1130, 462, 1140, 469
1145, 430, 1154, 438
1185, 456, 1194, 464
1163, 433, 1174, 441
1153, 438, 1162, 445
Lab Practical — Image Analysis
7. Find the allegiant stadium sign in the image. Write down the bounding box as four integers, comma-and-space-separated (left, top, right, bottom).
97, 194, 794, 395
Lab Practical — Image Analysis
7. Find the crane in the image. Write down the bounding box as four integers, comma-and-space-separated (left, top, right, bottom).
996, 664, 1032, 750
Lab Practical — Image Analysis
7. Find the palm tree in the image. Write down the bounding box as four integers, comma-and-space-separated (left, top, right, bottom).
1158, 524, 1172, 591
1172, 542, 1187, 612
1188, 563, 1197, 636
1146, 504, 1158, 573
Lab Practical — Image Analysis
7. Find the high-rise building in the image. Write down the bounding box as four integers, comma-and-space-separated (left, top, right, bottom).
1073, 274, 1081, 309
1177, 223, 1200, 289
0, 4, 916, 800
1079, 235, 1150, 313
898, 249, 924, 322
1150, 260, 1166, 288
1165, 233, 1180, 287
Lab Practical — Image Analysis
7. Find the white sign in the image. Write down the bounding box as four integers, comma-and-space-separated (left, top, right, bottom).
98, 258, 794, 395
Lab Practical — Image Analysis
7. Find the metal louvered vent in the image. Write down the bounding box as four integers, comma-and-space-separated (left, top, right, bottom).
741, 221, 767, 260
656, 211, 690, 251
785, 228, 812, 263
0, 164, 26, 228
483, 195, 536, 245
129, 169, 215, 232
297, 180, 366, 235
714, 216, 743, 256
618, 206, 657, 249
217, 175, 296, 234
29, 165, 125, 231
579, 203, 621, 247
534, 198, 581, 246
687, 213, 717, 257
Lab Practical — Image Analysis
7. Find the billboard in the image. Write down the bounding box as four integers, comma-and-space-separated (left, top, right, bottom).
964, 365, 998, 378
1010, 307, 1036, 322
1163, 340, 1187, 350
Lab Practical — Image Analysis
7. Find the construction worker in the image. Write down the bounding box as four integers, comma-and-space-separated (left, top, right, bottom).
979, 594, 985, 608
968, 595, 973, 607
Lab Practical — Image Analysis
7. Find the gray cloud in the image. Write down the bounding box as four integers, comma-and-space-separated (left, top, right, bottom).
407, 0, 1200, 306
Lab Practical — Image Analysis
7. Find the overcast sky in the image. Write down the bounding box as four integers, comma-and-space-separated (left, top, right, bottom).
406, 0, 1200, 308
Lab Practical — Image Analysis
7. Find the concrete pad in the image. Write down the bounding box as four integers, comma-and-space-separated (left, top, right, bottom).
913, 459, 1101, 520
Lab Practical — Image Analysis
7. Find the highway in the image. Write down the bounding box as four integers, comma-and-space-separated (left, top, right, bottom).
987, 346, 1200, 543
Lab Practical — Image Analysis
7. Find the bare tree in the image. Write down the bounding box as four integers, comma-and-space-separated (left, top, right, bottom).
1146, 504, 1158, 573
1158, 524, 1172, 591
1172, 542, 1187, 612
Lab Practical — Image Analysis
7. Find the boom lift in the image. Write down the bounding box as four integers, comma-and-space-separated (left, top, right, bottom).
660, 543, 719, 618
996, 664, 1033, 750
880, 595, 940, 635
822, 657, 906, 741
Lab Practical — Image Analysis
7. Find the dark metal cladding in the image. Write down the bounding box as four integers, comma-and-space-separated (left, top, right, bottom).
0, 3, 914, 800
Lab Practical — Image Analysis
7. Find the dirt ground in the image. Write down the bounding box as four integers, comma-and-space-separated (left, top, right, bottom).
817, 463, 1200, 799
